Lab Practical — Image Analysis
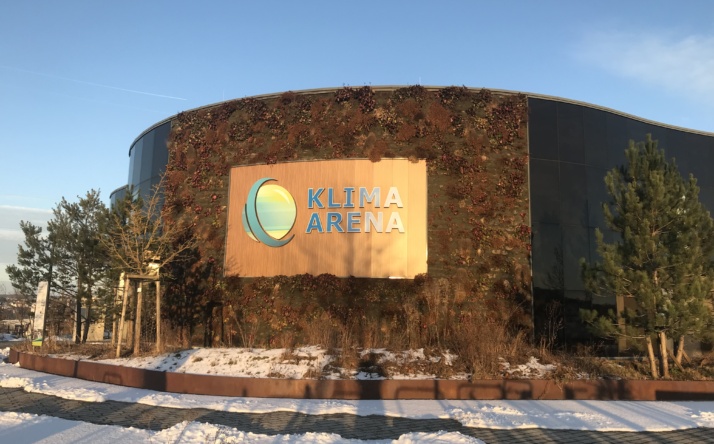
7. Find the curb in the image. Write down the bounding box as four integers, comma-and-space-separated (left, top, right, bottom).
9, 349, 714, 400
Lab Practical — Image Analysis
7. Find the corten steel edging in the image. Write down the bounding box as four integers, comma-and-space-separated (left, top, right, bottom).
8, 351, 714, 400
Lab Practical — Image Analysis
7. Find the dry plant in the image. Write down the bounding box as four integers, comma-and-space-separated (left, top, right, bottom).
402, 302, 422, 350
421, 278, 454, 349
302, 311, 337, 349
331, 322, 358, 374
275, 330, 297, 350
452, 307, 530, 378
538, 300, 563, 356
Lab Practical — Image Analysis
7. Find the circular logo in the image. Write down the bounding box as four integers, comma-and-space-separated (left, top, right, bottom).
242, 178, 296, 247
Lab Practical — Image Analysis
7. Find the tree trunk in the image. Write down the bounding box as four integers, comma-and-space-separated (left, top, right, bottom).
111, 288, 118, 347
82, 294, 92, 344
645, 335, 659, 379
658, 331, 670, 379
134, 282, 143, 355
116, 277, 130, 358
75, 276, 83, 344
155, 280, 162, 353
675, 335, 685, 366
668, 348, 685, 372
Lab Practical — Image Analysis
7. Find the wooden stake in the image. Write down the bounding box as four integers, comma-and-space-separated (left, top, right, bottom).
115, 276, 130, 358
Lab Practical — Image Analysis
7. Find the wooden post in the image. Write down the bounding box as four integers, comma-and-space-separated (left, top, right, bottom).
115, 276, 130, 358
659, 331, 670, 379
134, 282, 143, 355
155, 280, 161, 353
111, 287, 118, 346
646, 335, 659, 379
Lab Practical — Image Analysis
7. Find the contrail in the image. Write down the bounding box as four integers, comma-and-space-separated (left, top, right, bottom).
0, 65, 187, 101
46, 90, 169, 114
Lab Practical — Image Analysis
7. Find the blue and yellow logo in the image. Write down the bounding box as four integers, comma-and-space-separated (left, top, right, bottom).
242, 178, 297, 247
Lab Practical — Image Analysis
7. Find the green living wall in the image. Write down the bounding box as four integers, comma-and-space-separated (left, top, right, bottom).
161, 86, 531, 358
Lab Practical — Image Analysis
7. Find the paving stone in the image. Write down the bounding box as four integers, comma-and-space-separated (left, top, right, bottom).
1, 388, 713, 442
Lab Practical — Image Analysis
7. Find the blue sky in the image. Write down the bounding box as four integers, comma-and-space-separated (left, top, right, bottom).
1, 1, 713, 289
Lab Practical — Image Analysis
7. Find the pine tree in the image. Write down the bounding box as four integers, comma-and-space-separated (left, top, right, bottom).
53, 190, 112, 343
581, 135, 714, 379
6, 221, 54, 298
6, 191, 112, 343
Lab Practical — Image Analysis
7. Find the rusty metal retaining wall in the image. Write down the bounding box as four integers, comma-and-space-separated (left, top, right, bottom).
8, 350, 714, 400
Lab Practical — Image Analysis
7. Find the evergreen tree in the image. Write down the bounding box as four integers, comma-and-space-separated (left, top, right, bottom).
53, 190, 112, 343
582, 135, 714, 379
6, 221, 54, 298
6, 191, 111, 343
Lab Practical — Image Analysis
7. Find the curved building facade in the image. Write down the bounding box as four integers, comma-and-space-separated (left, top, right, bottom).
114, 86, 714, 350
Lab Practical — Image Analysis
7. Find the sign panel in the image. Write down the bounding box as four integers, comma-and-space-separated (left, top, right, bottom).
225, 159, 427, 278
32, 281, 49, 344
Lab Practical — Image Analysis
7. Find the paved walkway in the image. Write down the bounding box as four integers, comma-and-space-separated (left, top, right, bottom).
1, 388, 713, 443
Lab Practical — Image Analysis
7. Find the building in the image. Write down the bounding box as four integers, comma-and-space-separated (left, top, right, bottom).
112, 86, 714, 351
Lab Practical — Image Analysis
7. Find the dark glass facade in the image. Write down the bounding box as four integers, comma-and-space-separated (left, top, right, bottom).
109, 185, 128, 208
528, 97, 714, 347
127, 121, 171, 203
113, 89, 714, 349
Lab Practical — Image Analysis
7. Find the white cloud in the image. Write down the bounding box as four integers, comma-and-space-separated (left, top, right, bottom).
0, 229, 24, 241
0, 206, 52, 230
0, 206, 52, 287
0, 205, 53, 213
575, 30, 714, 103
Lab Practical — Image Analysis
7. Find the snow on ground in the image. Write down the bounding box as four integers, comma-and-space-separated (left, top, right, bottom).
1, 408, 712, 444
0, 412, 483, 443
2, 360, 714, 432
499, 356, 556, 379
96, 345, 337, 379
91, 346, 468, 380
2, 345, 714, 443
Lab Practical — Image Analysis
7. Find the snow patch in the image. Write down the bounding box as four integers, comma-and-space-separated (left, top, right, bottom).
500, 356, 556, 378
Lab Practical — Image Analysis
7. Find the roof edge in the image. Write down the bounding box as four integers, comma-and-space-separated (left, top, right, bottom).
127, 85, 714, 155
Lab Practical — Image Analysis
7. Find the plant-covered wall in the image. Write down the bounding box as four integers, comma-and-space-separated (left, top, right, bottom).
161, 86, 530, 371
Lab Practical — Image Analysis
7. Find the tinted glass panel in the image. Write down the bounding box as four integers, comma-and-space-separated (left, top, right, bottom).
557, 103, 585, 164
605, 113, 628, 167
586, 167, 609, 229
562, 225, 589, 291
130, 138, 144, 187
109, 186, 127, 208
528, 98, 558, 160
562, 293, 592, 342
136, 178, 153, 203
626, 119, 650, 144
530, 159, 560, 224
683, 133, 713, 188
152, 122, 170, 178
559, 163, 587, 226
583, 107, 608, 169
139, 131, 155, 184
531, 223, 562, 290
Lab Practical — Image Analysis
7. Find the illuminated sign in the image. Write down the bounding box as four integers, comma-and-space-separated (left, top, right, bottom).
242, 178, 297, 247
225, 159, 427, 278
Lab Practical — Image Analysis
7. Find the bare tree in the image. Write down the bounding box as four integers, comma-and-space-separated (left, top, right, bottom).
103, 180, 197, 356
